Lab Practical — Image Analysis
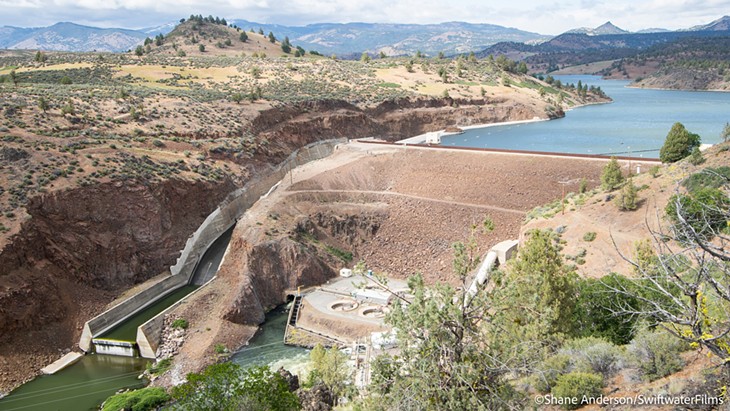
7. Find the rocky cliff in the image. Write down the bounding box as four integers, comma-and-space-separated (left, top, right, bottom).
0, 178, 235, 391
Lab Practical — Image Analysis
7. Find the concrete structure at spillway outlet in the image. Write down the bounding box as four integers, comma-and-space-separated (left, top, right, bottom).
77, 138, 347, 359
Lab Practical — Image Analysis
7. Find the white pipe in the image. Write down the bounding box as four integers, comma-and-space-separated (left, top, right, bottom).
464, 250, 498, 305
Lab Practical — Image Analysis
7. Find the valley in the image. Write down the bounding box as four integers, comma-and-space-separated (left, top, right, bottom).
0, 10, 729, 411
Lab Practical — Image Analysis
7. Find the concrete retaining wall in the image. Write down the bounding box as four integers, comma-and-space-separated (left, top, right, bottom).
79, 138, 346, 355
170, 138, 346, 281
79, 274, 187, 352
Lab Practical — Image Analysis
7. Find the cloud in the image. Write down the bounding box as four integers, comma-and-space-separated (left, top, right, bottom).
0, 0, 727, 33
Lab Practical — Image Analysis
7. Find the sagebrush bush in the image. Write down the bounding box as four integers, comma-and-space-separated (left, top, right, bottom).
552, 372, 603, 410
628, 328, 687, 381
561, 337, 625, 378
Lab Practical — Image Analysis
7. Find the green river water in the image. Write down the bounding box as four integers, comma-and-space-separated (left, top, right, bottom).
0, 285, 200, 411
99, 285, 199, 342
0, 356, 148, 411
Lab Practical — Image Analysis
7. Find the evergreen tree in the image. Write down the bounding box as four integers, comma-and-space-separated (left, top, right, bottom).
239, 31, 248, 42
281, 36, 291, 53
268, 31, 276, 43
659, 122, 701, 163
360, 52, 370, 62
617, 177, 638, 211
721, 122, 730, 142
600, 157, 624, 190
518, 61, 528, 74
493, 229, 578, 360
34, 51, 47, 63
367, 220, 522, 410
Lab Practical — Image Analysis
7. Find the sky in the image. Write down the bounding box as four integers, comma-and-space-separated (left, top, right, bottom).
0, 0, 728, 34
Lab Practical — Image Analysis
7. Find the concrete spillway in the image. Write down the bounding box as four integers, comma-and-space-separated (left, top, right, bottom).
1, 139, 347, 411
78, 138, 346, 359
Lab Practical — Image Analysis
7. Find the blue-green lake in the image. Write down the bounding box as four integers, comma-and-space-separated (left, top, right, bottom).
441, 76, 730, 158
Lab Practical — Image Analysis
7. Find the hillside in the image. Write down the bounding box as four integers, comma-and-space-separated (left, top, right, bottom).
145, 19, 298, 58
601, 36, 730, 90
515, 142, 730, 407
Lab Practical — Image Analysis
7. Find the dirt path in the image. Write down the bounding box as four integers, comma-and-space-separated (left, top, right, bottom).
285, 189, 527, 215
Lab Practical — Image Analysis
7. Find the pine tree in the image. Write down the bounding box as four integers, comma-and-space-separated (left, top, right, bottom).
659, 122, 701, 163
239, 31, 248, 42
617, 177, 638, 211
280, 36, 291, 53
600, 157, 624, 190
268, 32, 276, 43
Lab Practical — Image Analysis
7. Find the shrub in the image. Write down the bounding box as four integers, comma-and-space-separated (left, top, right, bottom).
572, 274, 640, 345
578, 178, 587, 194
681, 166, 730, 193
660, 122, 701, 163
215, 343, 228, 354
600, 157, 624, 190
688, 146, 705, 165
582, 232, 597, 242
102, 387, 170, 411
146, 358, 172, 375
534, 353, 572, 393
171, 318, 188, 329
649, 165, 661, 178
551, 372, 603, 410
152, 139, 165, 148
561, 337, 624, 378
628, 328, 687, 381
666, 187, 730, 241
325, 245, 353, 262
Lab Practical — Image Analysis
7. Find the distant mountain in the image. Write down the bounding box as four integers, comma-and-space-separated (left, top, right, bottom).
228, 20, 548, 56
477, 17, 730, 74
0, 22, 147, 52
566, 21, 629, 36
0, 26, 36, 49
139, 22, 179, 37
636, 28, 670, 34
688, 15, 730, 31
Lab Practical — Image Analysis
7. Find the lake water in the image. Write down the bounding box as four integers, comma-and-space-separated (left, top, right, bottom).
441, 76, 730, 158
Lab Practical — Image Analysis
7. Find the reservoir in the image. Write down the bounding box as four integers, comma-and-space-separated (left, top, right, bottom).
442, 76, 730, 157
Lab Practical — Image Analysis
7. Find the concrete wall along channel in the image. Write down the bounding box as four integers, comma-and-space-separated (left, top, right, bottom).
78, 138, 347, 360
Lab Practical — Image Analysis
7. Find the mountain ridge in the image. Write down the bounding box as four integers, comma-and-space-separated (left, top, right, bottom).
1, 15, 729, 55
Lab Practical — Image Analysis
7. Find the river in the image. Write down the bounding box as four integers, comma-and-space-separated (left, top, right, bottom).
231, 304, 310, 376
441, 76, 730, 158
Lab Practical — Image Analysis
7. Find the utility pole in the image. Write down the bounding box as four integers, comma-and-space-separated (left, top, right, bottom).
558, 180, 570, 215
